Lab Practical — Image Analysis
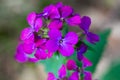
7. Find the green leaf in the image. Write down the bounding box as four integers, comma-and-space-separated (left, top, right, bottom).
38, 53, 66, 77
101, 61, 120, 80
62, 23, 69, 36
84, 29, 111, 73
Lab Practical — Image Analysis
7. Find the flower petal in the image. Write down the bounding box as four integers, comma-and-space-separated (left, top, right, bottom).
86, 32, 100, 44
46, 39, 59, 52
35, 39, 47, 47
60, 6, 73, 18
79, 16, 91, 33
66, 14, 81, 26
15, 44, 28, 63
58, 64, 67, 78
55, 2, 63, 9
48, 29, 62, 39
84, 71, 92, 80
48, 20, 63, 29
20, 27, 34, 43
22, 42, 35, 54
82, 56, 92, 68
68, 72, 79, 80
59, 44, 74, 56
34, 18, 42, 32
66, 59, 77, 70
27, 12, 36, 27
28, 57, 39, 63
34, 48, 47, 60
47, 72, 56, 80
64, 32, 78, 45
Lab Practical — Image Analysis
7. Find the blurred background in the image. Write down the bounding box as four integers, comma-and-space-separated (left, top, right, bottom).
0, 0, 120, 80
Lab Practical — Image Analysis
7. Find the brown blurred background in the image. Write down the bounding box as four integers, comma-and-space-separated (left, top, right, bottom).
0, 0, 120, 80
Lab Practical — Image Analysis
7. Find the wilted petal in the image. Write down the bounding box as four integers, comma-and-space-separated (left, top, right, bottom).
60, 6, 73, 18
34, 18, 42, 32
46, 39, 59, 52
84, 71, 92, 80
66, 14, 81, 26
64, 32, 78, 45
34, 48, 47, 60
59, 44, 74, 56
68, 72, 79, 80
47, 72, 56, 80
48, 29, 62, 39
58, 64, 66, 78
86, 32, 100, 44
22, 42, 35, 54
66, 59, 77, 70
15, 44, 28, 63
27, 12, 36, 27
48, 20, 63, 29
79, 16, 91, 33
20, 27, 34, 43
82, 56, 92, 68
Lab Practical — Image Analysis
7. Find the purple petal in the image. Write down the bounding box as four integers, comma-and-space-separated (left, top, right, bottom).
79, 16, 91, 33
27, 12, 36, 27
48, 20, 63, 29
86, 32, 100, 44
66, 14, 81, 26
47, 51, 54, 58
55, 2, 63, 9
43, 5, 60, 19
35, 39, 47, 47
60, 6, 73, 18
77, 44, 88, 61
59, 44, 74, 56
64, 32, 78, 45
34, 48, 47, 60
68, 72, 79, 80
82, 56, 92, 68
34, 18, 42, 32
47, 72, 56, 80
22, 42, 35, 54
28, 57, 39, 63
20, 27, 34, 43
46, 39, 59, 52
48, 29, 62, 39
58, 64, 67, 78
84, 71, 92, 80
66, 59, 77, 70
15, 44, 28, 63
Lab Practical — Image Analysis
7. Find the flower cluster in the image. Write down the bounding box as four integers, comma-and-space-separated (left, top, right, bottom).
48, 59, 92, 80
14, 2, 99, 80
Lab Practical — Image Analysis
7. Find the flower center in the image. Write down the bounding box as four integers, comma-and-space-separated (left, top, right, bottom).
59, 39, 63, 44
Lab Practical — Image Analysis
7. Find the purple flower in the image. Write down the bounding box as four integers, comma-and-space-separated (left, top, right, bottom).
79, 16, 99, 44
66, 59, 77, 70
77, 43, 88, 61
20, 12, 43, 43
84, 71, 92, 80
82, 56, 92, 68
46, 29, 78, 56
47, 64, 67, 80
68, 72, 79, 80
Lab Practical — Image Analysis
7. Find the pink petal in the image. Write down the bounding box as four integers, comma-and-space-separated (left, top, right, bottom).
55, 2, 63, 9
20, 27, 34, 43
35, 39, 47, 47
64, 32, 78, 45
28, 57, 39, 63
66, 14, 81, 26
27, 12, 36, 27
66, 59, 77, 70
22, 42, 35, 54
34, 48, 47, 60
58, 64, 67, 78
68, 72, 79, 80
46, 39, 59, 52
84, 71, 92, 80
47, 51, 54, 58
48, 29, 62, 39
48, 20, 63, 29
59, 44, 74, 57
34, 18, 42, 32
15, 44, 28, 63
47, 72, 56, 80
60, 5, 73, 18
82, 56, 92, 68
